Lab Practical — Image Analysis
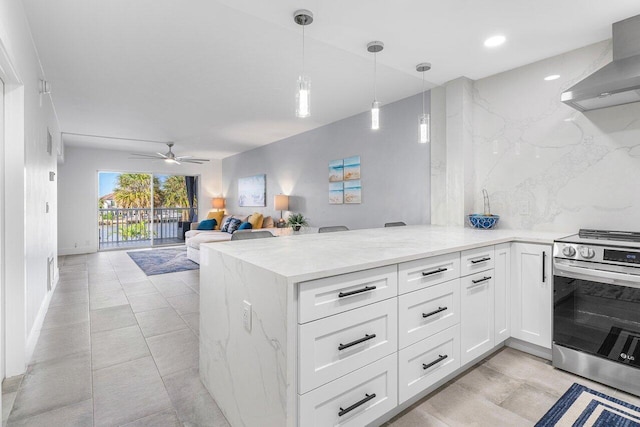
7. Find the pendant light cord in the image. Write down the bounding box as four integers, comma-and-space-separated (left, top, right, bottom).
373, 51, 377, 102
421, 70, 425, 114
301, 24, 305, 76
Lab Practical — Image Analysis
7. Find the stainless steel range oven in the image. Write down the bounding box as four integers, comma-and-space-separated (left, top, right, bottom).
553, 229, 640, 396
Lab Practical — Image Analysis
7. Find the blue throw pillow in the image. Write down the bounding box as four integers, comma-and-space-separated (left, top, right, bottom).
226, 218, 243, 234
197, 219, 216, 230
238, 222, 252, 231
220, 217, 234, 232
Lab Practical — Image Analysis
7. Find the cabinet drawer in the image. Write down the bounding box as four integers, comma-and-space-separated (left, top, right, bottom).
398, 325, 460, 404
298, 265, 398, 324
398, 252, 460, 295
398, 279, 460, 349
299, 353, 398, 427
298, 298, 397, 394
461, 246, 495, 276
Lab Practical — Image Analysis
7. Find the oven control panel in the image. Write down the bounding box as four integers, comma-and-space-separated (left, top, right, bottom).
603, 249, 640, 265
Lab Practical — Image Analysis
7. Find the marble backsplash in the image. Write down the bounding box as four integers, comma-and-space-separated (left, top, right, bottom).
472, 40, 640, 232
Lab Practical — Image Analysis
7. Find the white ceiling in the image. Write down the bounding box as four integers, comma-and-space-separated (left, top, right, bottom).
23, 0, 640, 159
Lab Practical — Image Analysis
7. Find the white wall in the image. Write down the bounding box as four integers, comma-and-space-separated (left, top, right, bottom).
0, 0, 61, 375
57, 146, 222, 255
222, 93, 431, 230
472, 40, 640, 231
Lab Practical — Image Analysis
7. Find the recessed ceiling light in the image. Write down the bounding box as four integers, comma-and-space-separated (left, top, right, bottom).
544, 74, 560, 81
484, 35, 506, 48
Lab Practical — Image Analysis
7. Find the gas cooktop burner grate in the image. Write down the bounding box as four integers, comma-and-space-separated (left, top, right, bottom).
579, 229, 640, 242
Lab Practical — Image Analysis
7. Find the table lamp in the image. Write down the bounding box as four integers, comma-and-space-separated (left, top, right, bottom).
274, 195, 289, 228
211, 197, 225, 211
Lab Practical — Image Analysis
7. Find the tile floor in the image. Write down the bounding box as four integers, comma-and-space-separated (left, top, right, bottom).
2, 250, 230, 427
3, 249, 640, 426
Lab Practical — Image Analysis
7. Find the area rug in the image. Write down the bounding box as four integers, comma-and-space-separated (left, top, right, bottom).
536, 383, 640, 426
127, 247, 198, 276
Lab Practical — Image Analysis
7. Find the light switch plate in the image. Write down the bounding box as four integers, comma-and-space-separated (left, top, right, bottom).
242, 300, 252, 332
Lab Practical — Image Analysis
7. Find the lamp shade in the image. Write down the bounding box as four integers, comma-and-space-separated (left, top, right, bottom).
274, 195, 289, 211
211, 197, 225, 209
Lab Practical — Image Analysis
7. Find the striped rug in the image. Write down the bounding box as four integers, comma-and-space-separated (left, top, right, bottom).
536, 383, 640, 426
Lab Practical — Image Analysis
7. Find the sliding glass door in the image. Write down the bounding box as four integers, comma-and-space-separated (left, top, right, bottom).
98, 172, 198, 250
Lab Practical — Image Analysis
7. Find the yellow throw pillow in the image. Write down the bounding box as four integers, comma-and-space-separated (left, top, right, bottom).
206, 211, 225, 230
248, 212, 264, 229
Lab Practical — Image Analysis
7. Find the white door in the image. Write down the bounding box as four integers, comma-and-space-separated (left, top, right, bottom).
511, 243, 552, 349
460, 270, 495, 365
0, 76, 5, 399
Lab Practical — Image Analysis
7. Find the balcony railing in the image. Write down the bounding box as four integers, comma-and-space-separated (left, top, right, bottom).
98, 207, 194, 249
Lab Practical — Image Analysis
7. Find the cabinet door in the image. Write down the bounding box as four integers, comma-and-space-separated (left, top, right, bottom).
460, 271, 495, 365
511, 243, 552, 349
494, 243, 511, 345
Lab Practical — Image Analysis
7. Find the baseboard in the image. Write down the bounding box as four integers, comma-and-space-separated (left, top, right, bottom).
58, 246, 95, 256
24, 280, 58, 367
506, 338, 552, 360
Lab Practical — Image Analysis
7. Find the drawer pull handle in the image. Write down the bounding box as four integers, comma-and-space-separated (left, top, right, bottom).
421, 267, 447, 277
423, 354, 448, 370
338, 393, 377, 417
471, 257, 491, 264
338, 285, 377, 298
338, 334, 376, 351
471, 276, 492, 284
422, 306, 448, 318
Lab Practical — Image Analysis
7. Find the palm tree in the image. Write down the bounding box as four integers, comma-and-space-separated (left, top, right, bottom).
113, 174, 161, 208
161, 175, 189, 207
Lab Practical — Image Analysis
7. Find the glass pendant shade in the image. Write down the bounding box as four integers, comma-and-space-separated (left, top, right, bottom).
296, 75, 311, 118
371, 101, 380, 130
419, 113, 430, 143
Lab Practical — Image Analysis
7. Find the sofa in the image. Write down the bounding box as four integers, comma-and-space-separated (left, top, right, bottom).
185, 212, 277, 264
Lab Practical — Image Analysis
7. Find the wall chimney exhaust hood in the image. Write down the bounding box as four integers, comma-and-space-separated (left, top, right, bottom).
562, 15, 640, 112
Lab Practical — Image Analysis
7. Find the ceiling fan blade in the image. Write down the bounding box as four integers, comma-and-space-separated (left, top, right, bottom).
129, 154, 163, 159
181, 159, 205, 164
180, 158, 209, 162
175, 155, 193, 159
156, 152, 168, 158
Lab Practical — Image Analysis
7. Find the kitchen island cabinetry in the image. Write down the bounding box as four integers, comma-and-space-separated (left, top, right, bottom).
200, 226, 561, 427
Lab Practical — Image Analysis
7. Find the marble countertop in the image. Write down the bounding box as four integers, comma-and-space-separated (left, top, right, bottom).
202, 225, 570, 283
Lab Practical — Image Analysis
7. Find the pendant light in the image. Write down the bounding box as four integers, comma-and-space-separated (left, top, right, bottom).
367, 41, 384, 130
294, 10, 313, 118
416, 62, 431, 143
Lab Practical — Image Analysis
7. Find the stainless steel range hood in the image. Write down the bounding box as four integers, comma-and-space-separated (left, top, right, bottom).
562, 15, 640, 111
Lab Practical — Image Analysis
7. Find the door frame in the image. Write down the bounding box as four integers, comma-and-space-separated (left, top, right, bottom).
0, 36, 27, 378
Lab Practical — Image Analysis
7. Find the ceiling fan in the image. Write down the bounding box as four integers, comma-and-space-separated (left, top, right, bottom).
129, 143, 210, 165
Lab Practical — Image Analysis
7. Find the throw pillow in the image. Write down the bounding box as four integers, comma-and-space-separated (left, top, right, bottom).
197, 219, 217, 230
248, 213, 264, 229
226, 218, 243, 234
262, 216, 275, 228
238, 222, 253, 230
220, 216, 234, 232
206, 211, 225, 230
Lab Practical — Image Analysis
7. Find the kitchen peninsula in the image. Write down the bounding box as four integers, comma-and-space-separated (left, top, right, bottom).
199, 225, 564, 427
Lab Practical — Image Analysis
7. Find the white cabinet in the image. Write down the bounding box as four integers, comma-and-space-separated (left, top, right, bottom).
511, 243, 553, 349
460, 270, 495, 365
494, 243, 511, 344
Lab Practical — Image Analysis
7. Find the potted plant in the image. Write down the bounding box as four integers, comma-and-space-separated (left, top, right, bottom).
286, 213, 308, 232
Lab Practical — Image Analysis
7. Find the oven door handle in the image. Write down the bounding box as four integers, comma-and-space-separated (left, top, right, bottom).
554, 260, 640, 288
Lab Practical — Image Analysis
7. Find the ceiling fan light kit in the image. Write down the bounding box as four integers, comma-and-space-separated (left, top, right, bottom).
294, 9, 313, 118
130, 143, 210, 165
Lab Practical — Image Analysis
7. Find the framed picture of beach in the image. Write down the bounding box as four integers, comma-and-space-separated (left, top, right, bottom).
329, 159, 344, 182
343, 156, 360, 180
329, 182, 344, 204
238, 174, 266, 207
344, 180, 361, 204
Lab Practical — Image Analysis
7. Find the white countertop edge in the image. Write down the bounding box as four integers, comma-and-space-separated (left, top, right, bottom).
201, 226, 566, 284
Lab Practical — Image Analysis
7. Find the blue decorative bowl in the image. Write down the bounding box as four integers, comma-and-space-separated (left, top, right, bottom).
467, 214, 500, 229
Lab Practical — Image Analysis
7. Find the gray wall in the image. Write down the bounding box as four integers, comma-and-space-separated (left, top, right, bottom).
222, 92, 431, 230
